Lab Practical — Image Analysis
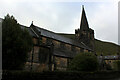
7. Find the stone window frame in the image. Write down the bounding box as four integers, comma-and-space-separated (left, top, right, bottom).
65, 44, 71, 51
60, 42, 65, 49
42, 37, 47, 44
46, 38, 52, 45
53, 40, 60, 48
71, 45, 76, 52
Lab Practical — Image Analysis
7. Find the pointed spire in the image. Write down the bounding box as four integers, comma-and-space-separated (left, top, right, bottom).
80, 5, 89, 31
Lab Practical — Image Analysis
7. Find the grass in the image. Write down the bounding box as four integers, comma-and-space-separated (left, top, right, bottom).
95, 39, 120, 56
2, 70, 120, 80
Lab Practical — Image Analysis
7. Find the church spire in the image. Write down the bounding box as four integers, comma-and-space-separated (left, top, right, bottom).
80, 5, 89, 31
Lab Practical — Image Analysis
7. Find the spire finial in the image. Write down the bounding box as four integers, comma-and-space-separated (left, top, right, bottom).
82, 5, 84, 9
30, 21, 34, 27
32, 21, 33, 25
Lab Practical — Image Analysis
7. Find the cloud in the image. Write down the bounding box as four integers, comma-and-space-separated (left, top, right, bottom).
0, 1, 118, 44
88, 3, 118, 44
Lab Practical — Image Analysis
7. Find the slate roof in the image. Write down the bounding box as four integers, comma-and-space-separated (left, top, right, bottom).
53, 48, 78, 58
31, 24, 92, 51
20, 24, 92, 58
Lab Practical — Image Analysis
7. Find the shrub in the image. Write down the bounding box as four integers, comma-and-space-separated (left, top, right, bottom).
69, 52, 99, 71
116, 61, 120, 71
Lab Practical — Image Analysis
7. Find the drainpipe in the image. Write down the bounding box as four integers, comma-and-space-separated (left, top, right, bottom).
30, 45, 34, 71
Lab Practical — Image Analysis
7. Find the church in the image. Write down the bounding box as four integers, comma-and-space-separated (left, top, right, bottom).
22, 6, 95, 71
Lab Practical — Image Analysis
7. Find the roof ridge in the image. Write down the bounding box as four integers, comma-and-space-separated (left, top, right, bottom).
34, 25, 58, 34
33, 25, 73, 40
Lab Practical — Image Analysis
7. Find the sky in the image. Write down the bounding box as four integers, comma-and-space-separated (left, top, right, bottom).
0, 0, 119, 45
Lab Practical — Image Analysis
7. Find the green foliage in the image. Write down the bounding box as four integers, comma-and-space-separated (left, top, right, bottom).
2, 14, 33, 70
115, 61, 120, 71
69, 52, 99, 71
95, 39, 120, 56
58, 34, 120, 56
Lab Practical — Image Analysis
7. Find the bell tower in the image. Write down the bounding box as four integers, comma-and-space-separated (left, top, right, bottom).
75, 5, 95, 51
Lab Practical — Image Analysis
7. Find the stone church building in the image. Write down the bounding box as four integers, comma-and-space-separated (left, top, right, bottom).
22, 6, 95, 71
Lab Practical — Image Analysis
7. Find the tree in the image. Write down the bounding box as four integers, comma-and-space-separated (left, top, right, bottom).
69, 52, 99, 71
2, 14, 33, 70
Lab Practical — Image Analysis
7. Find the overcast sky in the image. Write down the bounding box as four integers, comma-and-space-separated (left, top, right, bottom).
0, 0, 119, 45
